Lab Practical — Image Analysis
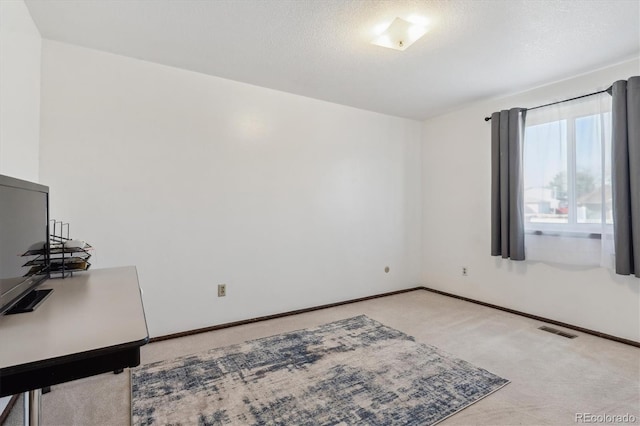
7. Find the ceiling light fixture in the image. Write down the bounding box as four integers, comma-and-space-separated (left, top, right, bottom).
371, 17, 427, 51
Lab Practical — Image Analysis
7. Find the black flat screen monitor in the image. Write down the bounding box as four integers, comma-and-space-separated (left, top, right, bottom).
0, 174, 50, 315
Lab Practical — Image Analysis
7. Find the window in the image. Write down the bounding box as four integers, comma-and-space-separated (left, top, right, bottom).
523, 99, 612, 234
522, 93, 614, 267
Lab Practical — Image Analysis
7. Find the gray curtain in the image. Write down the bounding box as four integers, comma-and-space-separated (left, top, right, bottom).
491, 108, 526, 260
611, 76, 640, 277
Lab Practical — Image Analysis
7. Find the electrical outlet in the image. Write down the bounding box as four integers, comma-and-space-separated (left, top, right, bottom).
462, 267, 468, 276
218, 284, 226, 297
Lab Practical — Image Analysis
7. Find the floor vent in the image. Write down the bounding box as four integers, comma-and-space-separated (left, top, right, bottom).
538, 326, 578, 339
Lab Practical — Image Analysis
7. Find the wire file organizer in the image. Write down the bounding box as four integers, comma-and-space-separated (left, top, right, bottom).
21, 220, 93, 279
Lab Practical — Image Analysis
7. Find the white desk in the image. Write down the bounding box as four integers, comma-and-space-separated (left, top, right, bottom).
0, 266, 149, 423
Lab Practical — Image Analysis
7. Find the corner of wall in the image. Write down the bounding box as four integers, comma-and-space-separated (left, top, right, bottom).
0, 0, 42, 182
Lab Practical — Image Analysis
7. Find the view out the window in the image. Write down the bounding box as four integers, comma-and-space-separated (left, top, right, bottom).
523, 109, 612, 232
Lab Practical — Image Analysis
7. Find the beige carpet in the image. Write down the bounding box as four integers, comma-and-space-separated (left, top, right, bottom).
5, 290, 639, 425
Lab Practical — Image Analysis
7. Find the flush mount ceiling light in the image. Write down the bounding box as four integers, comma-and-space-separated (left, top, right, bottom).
371, 17, 428, 51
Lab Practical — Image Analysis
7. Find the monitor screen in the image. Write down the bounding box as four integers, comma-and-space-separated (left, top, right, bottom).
0, 175, 49, 315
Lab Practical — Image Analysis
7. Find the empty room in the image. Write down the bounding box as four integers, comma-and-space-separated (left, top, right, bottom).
0, 0, 638, 425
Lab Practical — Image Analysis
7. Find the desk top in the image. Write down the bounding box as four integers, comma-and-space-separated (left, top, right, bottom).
0, 266, 149, 371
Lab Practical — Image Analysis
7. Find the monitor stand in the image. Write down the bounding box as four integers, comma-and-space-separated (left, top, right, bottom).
5, 289, 53, 315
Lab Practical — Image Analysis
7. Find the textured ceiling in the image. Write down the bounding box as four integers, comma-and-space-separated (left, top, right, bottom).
25, 0, 640, 120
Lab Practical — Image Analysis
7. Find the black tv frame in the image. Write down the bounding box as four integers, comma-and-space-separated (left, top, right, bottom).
0, 174, 50, 315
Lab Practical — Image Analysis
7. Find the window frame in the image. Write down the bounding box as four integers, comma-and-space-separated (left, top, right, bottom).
524, 105, 613, 237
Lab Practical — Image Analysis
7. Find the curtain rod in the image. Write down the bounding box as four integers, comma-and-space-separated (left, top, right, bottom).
483, 86, 612, 122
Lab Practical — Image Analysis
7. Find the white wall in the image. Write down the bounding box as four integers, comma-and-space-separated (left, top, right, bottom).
39, 40, 422, 337
0, 0, 41, 182
421, 58, 640, 342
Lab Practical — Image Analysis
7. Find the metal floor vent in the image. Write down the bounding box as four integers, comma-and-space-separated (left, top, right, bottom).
538, 326, 578, 339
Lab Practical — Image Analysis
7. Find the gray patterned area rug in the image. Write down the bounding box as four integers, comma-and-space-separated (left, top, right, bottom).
132, 315, 508, 425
